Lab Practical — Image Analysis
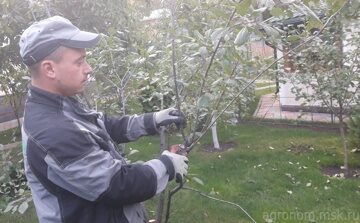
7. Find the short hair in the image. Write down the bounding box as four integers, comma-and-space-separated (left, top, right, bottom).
28, 46, 67, 77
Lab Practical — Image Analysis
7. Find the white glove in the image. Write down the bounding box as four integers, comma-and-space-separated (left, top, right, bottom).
154, 107, 186, 128
160, 150, 188, 181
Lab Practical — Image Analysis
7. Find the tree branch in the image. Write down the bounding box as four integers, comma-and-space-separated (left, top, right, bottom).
183, 186, 257, 223
189, 7, 237, 146
169, 1, 188, 145
187, 0, 350, 151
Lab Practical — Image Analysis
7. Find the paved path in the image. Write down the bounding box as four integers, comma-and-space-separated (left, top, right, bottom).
0, 118, 23, 132
0, 141, 21, 151
253, 94, 338, 123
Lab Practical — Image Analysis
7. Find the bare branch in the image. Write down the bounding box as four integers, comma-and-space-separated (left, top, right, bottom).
183, 186, 257, 223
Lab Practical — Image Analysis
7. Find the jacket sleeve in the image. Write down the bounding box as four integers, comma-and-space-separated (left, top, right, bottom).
39, 120, 169, 207
102, 113, 159, 144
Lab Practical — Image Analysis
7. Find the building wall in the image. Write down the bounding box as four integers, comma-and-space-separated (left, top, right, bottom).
250, 40, 274, 58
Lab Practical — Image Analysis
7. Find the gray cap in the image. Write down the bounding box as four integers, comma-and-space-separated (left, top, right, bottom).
19, 16, 100, 66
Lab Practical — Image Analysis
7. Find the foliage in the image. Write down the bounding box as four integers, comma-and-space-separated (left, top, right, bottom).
138, 82, 173, 112
0, 166, 28, 198
0, 0, 32, 127
0, 146, 31, 215
286, 1, 359, 174
348, 107, 360, 150
284, 0, 359, 115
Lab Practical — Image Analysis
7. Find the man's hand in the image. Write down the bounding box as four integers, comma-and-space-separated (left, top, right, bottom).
160, 150, 188, 181
154, 107, 186, 128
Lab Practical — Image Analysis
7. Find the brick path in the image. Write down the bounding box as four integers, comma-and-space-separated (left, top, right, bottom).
253, 94, 338, 123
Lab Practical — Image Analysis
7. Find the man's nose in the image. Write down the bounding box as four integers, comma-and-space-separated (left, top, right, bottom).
84, 61, 93, 75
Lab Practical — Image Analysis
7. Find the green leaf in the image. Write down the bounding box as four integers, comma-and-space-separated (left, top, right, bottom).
211, 28, 227, 43
197, 94, 211, 108
22, 76, 31, 80
128, 150, 139, 156
192, 177, 204, 186
199, 46, 208, 58
147, 45, 155, 53
234, 27, 250, 46
252, 7, 267, 13
270, 7, 285, 17
193, 30, 205, 41
3, 203, 13, 213
327, 0, 347, 13
306, 17, 323, 32
262, 24, 280, 38
211, 78, 223, 87
302, 3, 321, 20
235, 0, 252, 16
18, 201, 28, 214
286, 35, 301, 42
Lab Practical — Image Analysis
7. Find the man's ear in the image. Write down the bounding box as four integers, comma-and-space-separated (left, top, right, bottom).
41, 60, 56, 79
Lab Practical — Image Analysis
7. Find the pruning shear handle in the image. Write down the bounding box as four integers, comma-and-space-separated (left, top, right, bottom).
169, 144, 188, 156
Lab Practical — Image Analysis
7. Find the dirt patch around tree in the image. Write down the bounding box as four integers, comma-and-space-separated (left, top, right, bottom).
321, 166, 360, 179
287, 143, 315, 154
202, 141, 237, 153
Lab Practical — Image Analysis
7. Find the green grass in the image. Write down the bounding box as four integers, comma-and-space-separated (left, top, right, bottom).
1, 124, 360, 222
0, 205, 38, 223
0, 128, 20, 145
127, 124, 360, 223
255, 82, 275, 88
256, 87, 276, 96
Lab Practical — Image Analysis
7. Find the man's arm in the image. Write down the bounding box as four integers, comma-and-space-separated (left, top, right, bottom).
32, 122, 186, 207
102, 113, 158, 144
102, 107, 186, 144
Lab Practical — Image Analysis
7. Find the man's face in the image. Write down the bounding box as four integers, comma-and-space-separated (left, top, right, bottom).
52, 47, 92, 96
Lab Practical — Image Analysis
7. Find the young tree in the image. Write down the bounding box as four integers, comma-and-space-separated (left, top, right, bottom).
287, 1, 359, 176
0, 0, 34, 131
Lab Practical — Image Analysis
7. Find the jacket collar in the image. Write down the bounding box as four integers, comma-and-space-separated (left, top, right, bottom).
28, 85, 65, 110
27, 85, 100, 122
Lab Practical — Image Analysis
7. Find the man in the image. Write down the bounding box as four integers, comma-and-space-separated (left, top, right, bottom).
19, 16, 188, 223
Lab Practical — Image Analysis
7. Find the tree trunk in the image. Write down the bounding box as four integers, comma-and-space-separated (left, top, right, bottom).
8, 95, 22, 135
338, 107, 349, 177
121, 88, 126, 116
211, 114, 220, 150
155, 127, 167, 223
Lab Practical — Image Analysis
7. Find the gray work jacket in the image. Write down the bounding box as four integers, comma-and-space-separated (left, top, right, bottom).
22, 85, 174, 223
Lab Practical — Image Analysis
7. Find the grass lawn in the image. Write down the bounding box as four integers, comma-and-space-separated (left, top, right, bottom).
0, 128, 20, 145
1, 124, 359, 222
255, 82, 275, 88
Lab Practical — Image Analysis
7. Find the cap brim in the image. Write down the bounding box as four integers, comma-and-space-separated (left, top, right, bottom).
62, 31, 100, 48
